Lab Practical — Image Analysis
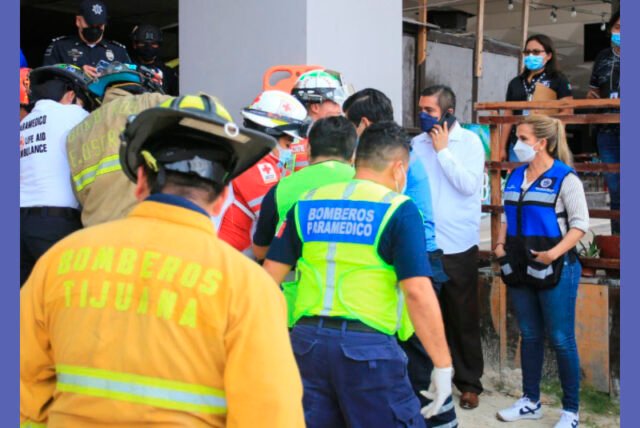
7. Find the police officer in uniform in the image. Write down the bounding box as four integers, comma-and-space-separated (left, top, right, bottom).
43, 0, 130, 78
130, 24, 179, 95
264, 121, 453, 428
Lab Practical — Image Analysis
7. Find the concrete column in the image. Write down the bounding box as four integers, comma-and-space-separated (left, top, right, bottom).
180, 0, 402, 122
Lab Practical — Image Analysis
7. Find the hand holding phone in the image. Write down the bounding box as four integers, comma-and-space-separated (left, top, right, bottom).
429, 113, 455, 152
438, 112, 457, 129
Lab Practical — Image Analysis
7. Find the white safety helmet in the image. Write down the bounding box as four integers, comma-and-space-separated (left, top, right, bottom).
241, 90, 310, 140
291, 69, 354, 108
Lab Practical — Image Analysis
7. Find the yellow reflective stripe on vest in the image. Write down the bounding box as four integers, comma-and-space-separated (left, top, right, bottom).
318, 182, 357, 316
317, 182, 398, 317
72, 154, 122, 192
56, 365, 226, 414
20, 422, 46, 428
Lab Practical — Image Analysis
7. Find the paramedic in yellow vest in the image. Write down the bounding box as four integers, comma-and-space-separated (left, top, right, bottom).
264, 120, 453, 428
21, 94, 305, 428
66, 63, 170, 227
252, 115, 357, 261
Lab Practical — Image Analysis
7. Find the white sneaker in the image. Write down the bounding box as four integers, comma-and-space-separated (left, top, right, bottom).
554, 410, 579, 428
496, 397, 543, 422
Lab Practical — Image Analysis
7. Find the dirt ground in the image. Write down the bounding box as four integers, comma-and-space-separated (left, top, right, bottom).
452, 369, 620, 428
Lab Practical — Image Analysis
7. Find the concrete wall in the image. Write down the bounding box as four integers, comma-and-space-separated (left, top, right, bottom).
402, 34, 417, 128
181, 0, 403, 123
421, 41, 518, 124
306, 0, 402, 123
478, 52, 519, 104
424, 42, 474, 123
179, 0, 307, 122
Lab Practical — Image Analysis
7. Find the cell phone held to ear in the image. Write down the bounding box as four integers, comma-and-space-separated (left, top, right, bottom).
438, 112, 457, 129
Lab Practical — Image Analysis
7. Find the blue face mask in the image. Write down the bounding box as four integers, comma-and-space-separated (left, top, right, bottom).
419, 111, 439, 133
278, 148, 294, 173
611, 32, 620, 47
524, 55, 545, 71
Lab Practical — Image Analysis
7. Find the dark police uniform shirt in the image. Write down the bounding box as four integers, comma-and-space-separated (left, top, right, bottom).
590, 47, 620, 132
590, 48, 620, 100
268, 199, 432, 281
505, 71, 573, 147
43, 35, 131, 68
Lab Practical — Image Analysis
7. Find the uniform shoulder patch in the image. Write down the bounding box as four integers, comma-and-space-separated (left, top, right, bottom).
111, 40, 127, 49
257, 162, 278, 184
51, 35, 69, 42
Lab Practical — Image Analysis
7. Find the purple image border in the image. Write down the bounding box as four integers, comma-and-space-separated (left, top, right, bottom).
621, 0, 635, 424
8, 0, 635, 425
8, 0, 20, 423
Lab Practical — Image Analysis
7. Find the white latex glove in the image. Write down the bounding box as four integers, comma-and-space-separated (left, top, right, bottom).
419, 367, 453, 419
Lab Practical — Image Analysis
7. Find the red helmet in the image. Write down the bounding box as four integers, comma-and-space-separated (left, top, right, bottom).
20, 67, 31, 106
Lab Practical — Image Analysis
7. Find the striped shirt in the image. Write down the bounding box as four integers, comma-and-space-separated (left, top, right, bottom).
502, 172, 590, 235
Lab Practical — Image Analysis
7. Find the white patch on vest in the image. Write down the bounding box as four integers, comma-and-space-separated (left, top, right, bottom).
258, 162, 277, 183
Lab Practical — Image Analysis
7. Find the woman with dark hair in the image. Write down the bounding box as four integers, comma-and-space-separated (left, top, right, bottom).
499, 34, 574, 162
587, 10, 620, 234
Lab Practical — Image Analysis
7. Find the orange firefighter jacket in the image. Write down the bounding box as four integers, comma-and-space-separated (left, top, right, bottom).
20, 199, 305, 427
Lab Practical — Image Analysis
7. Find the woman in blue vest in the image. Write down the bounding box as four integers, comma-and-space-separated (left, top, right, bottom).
494, 115, 589, 428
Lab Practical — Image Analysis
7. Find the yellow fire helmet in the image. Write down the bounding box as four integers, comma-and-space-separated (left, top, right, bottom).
120, 93, 277, 186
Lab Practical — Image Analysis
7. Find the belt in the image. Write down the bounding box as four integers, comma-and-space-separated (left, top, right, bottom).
20, 206, 80, 219
296, 316, 381, 334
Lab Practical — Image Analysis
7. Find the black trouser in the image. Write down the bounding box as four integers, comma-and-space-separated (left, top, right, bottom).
440, 245, 484, 394
20, 207, 82, 286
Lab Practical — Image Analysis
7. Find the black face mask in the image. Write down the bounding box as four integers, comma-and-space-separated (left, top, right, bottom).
136, 44, 160, 62
82, 26, 104, 44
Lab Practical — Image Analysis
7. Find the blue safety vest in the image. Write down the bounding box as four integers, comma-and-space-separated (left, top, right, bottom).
501, 160, 574, 289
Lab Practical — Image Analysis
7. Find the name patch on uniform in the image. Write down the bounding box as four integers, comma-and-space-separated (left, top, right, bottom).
298, 199, 390, 245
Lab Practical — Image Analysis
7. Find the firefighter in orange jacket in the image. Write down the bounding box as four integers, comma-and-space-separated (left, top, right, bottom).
20, 94, 305, 428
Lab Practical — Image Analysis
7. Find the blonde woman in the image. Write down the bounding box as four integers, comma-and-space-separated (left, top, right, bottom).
494, 115, 589, 428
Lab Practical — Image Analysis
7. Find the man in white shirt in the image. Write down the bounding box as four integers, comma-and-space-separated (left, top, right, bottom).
20, 64, 96, 285
411, 85, 486, 410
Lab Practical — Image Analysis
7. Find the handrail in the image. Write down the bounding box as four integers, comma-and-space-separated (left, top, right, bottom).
475, 99, 620, 110
485, 161, 620, 173
478, 98, 621, 273
479, 114, 619, 125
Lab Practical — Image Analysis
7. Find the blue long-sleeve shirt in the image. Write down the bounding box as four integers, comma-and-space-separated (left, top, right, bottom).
20, 49, 28, 68
405, 152, 438, 252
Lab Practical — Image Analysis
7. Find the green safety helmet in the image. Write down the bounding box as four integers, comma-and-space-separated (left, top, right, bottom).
291, 69, 354, 108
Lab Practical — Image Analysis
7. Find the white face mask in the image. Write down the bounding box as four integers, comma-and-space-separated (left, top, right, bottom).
395, 164, 408, 193
513, 139, 539, 163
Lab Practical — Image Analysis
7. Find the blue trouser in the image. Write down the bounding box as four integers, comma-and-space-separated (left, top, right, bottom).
508, 256, 581, 413
399, 251, 457, 427
596, 129, 620, 234
399, 335, 458, 428
291, 322, 425, 428
428, 250, 449, 294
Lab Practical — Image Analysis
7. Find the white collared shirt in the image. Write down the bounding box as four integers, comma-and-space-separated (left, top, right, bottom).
411, 123, 485, 254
